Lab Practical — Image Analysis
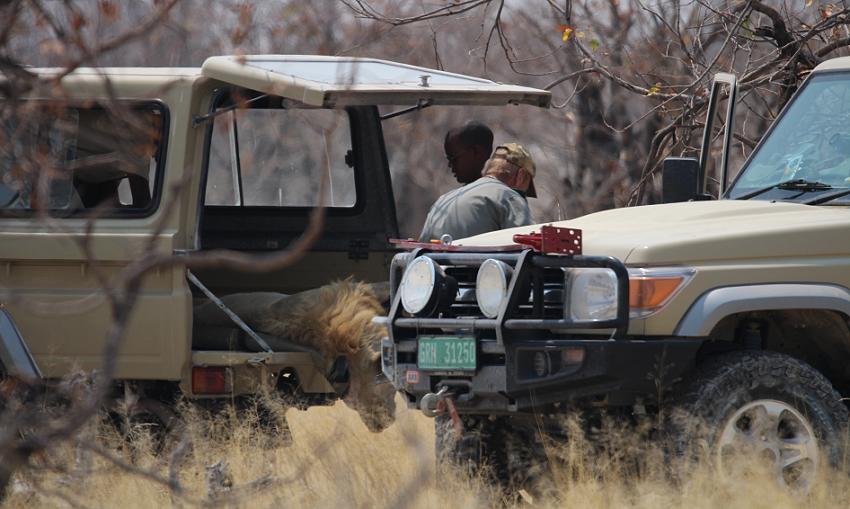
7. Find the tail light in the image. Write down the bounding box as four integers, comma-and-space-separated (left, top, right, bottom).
192, 366, 231, 395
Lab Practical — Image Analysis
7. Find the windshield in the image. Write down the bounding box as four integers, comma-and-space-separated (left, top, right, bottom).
728, 72, 850, 199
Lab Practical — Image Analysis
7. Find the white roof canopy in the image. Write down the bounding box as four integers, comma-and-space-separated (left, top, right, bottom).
201, 55, 551, 108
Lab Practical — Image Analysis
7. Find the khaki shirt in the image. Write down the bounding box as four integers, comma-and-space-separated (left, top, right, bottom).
418, 177, 534, 242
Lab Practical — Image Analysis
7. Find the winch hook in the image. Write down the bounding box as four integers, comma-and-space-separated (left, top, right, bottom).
419, 386, 448, 417
420, 386, 464, 435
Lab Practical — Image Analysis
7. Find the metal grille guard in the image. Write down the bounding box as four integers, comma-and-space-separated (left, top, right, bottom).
386, 249, 630, 343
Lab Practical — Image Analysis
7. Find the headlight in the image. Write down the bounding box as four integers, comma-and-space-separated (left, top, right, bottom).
400, 257, 438, 315
568, 268, 618, 322
475, 259, 513, 318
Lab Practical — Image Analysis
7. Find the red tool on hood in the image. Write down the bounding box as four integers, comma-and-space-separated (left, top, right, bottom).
513, 225, 582, 255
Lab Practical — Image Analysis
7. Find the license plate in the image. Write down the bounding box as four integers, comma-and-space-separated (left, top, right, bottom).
417, 336, 476, 371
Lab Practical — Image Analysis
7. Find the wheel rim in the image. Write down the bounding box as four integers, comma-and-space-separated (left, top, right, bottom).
717, 399, 819, 490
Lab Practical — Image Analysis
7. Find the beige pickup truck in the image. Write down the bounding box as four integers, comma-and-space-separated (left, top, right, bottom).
382, 58, 850, 489
0, 56, 550, 427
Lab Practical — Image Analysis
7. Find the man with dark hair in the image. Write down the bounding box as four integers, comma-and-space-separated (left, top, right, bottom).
444, 121, 494, 184
419, 143, 536, 242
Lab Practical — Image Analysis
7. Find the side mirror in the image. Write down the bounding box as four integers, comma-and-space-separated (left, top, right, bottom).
661, 157, 699, 203
0, 182, 19, 208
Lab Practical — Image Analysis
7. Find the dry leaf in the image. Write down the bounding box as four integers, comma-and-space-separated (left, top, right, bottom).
71, 14, 86, 31
99, 1, 119, 22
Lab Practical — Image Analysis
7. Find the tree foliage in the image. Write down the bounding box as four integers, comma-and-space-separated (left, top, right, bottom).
344, 0, 850, 212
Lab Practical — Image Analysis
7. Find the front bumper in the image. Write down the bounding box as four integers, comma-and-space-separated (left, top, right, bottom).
384, 249, 702, 414
384, 336, 702, 413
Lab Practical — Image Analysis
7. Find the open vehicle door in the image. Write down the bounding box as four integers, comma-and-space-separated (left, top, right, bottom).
195, 55, 552, 295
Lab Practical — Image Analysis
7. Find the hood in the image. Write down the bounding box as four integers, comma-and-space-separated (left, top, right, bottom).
455, 200, 850, 265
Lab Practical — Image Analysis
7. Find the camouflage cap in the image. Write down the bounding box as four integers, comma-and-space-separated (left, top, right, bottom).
492, 143, 537, 197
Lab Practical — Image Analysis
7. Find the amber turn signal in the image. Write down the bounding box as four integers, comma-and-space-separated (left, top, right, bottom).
629, 276, 686, 310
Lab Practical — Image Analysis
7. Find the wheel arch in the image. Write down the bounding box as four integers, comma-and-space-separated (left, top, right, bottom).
0, 309, 42, 379
677, 284, 850, 396
675, 283, 850, 337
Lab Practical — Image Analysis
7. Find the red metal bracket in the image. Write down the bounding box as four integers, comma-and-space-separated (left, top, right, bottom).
513, 225, 582, 255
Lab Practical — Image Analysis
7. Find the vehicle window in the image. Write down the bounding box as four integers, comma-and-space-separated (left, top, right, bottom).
729, 73, 850, 198
205, 106, 355, 208
0, 101, 165, 215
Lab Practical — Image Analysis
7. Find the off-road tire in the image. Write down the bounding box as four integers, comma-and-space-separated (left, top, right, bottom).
435, 415, 548, 494
666, 350, 849, 485
108, 397, 184, 457
435, 414, 482, 473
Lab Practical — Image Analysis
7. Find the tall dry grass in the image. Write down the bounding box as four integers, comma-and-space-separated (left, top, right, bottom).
5, 395, 850, 508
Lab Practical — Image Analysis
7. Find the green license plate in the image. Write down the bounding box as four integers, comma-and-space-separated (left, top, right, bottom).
418, 336, 476, 371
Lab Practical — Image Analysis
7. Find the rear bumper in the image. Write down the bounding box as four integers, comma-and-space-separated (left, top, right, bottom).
385, 337, 703, 414
183, 350, 339, 398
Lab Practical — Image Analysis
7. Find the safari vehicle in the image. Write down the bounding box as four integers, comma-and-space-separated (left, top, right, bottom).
0, 56, 551, 423
381, 58, 850, 488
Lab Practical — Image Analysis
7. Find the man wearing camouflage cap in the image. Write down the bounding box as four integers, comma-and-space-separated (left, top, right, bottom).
418, 143, 536, 242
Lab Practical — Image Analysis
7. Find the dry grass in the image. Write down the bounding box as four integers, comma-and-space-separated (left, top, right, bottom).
5, 396, 850, 508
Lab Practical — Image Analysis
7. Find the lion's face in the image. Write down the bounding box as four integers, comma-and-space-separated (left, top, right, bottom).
343, 352, 397, 432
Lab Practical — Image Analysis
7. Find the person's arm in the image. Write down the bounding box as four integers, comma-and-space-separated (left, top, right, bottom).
418, 207, 436, 242
418, 193, 451, 241
499, 190, 534, 229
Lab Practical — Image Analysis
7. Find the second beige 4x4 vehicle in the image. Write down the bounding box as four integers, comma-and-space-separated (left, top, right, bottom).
0, 56, 550, 429
382, 58, 850, 488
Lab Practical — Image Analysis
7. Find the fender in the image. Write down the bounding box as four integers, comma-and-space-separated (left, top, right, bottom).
0, 309, 42, 379
674, 284, 850, 337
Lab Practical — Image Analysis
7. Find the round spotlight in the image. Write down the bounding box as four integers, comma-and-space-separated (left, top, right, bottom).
476, 259, 513, 318
400, 257, 439, 315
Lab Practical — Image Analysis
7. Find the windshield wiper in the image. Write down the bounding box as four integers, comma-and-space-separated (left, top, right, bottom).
802, 187, 850, 205
736, 178, 833, 200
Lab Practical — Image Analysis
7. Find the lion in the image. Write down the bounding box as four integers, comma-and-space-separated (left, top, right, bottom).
192, 279, 396, 432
